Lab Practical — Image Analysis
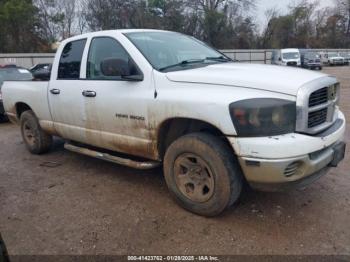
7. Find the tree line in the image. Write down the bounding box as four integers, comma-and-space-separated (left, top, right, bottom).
0, 0, 349, 53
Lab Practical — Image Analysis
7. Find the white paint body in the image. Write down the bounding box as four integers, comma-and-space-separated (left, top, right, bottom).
1, 30, 346, 187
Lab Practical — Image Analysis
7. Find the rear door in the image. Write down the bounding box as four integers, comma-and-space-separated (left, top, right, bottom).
48, 38, 88, 142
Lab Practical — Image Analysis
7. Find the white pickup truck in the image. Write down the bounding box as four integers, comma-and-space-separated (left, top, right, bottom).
2, 30, 346, 216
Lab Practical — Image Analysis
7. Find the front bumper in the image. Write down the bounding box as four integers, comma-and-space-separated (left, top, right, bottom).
228, 111, 346, 191
330, 60, 344, 65
307, 63, 322, 68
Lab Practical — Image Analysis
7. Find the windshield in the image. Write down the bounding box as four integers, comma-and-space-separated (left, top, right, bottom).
0, 68, 33, 87
124, 31, 228, 72
282, 52, 300, 60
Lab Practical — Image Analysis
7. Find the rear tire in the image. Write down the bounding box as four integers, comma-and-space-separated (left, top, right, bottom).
163, 133, 243, 217
20, 110, 53, 154
0, 114, 9, 123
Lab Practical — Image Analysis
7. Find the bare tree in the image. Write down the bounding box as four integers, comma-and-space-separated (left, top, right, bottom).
314, 7, 331, 39
334, 0, 350, 34
260, 7, 279, 48
57, 0, 77, 39
77, 0, 88, 34
34, 0, 63, 43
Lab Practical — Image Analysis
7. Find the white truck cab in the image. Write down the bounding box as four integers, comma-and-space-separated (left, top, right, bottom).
272, 48, 301, 67
1, 30, 346, 216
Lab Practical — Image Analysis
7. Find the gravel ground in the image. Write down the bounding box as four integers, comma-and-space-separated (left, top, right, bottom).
0, 66, 349, 256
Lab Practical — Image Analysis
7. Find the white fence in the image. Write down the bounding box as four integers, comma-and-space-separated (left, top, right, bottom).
221, 49, 350, 64
1, 49, 350, 68
0, 53, 55, 69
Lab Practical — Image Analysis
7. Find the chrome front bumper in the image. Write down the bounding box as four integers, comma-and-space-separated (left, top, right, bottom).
229, 111, 346, 192
238, 142, 345, 191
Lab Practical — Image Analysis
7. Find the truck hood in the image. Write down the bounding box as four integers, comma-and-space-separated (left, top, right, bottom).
166, 63, 328, 96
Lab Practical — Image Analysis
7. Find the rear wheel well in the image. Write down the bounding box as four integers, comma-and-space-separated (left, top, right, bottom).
157, 118, 233, 159
15, 103, 32, 119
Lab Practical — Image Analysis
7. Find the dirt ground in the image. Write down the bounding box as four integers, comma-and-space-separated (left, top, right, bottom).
0, 67, 350, 256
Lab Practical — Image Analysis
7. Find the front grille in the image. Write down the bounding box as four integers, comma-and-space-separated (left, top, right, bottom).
296, 82, 339, 134
308, 108, 328, 128
287, 62, 297, 66
309, 87, 328, 107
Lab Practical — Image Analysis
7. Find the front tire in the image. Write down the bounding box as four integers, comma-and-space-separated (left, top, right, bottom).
163, 133, 243, 217
20, 110, 53, 154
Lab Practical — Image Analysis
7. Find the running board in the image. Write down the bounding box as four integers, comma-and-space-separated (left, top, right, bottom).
64, 143, 161, 170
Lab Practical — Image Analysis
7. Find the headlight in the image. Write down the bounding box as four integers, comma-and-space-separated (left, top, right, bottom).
229, 98, 296, 137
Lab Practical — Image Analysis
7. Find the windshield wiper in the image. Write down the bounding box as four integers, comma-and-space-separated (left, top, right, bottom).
205, 56, 231, 62
159, 59, 206, 72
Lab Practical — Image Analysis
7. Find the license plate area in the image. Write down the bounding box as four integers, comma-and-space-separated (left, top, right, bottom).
329, 142, 346, 167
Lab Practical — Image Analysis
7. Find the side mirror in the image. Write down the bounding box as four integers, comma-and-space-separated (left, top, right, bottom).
100, 58, 143, 81
32, 70, 51, 81
278, 57, 282, 61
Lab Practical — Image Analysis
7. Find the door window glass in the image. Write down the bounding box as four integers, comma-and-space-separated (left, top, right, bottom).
87, 37, 134, 80
58, 39, 87, 79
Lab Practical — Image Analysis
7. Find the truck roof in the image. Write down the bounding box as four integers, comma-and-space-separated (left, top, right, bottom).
61, 29, 171, 43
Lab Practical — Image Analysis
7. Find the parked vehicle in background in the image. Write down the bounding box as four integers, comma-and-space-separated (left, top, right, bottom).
30, 63, 52, 73
32, 64, 52, 81
340, 52, 350, 65
271, 49, 301, 67
0, 67, 33, 122
0, 64, 17, 69
300, 50, 322, 70
321, 52, 345, 66
1, 30, 347, 216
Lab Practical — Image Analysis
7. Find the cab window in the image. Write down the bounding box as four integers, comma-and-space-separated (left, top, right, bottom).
87, 37, 138, 80
58, 39, 87, 80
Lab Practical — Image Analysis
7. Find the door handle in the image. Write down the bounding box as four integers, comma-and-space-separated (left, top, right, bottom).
82, 90, 97, 97
50, 89, 60, 95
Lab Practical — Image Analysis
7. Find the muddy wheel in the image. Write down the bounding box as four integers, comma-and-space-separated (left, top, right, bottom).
164, 133, 243, 217
20, 110, 53, 154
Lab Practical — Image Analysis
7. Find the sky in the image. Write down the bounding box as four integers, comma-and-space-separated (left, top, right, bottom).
256, 0, 335, 30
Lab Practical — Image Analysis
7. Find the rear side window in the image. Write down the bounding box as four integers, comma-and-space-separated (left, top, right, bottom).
58, 39, 86, 79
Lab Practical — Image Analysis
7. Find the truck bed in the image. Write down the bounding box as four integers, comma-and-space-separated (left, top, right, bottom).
2, 81, 52, 123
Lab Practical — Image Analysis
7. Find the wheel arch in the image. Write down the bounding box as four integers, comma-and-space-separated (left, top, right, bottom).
156, 117, 235, 160
15, 102, 33, 119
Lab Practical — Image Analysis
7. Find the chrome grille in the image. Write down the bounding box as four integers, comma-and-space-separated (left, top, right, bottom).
308, 108, 328, 128
296, 79, 340, 135
309, 87, 328, 107
307, 85, 338, 129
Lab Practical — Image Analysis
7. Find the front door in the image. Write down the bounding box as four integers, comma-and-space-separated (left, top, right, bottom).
78, 36, 155, 158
